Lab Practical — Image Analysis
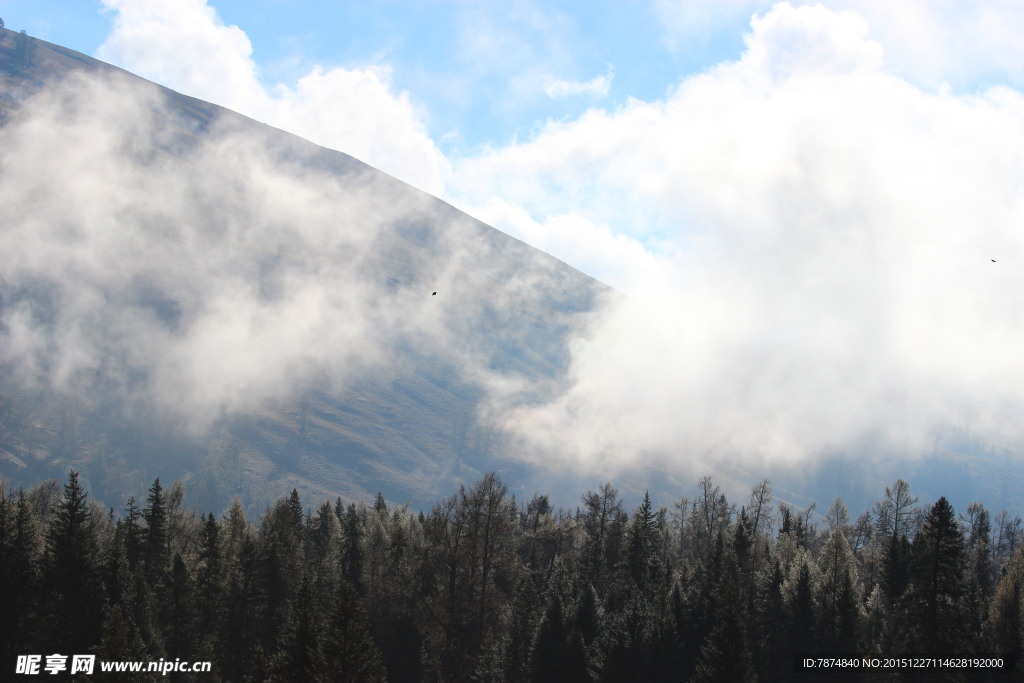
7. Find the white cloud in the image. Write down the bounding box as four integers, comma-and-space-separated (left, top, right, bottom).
457, 2, 1024, 473
543, 66, 614, 98
655, 0, 1024, 90
97, 0, 265, 109
97, 0, 448, 194
75, 0, 1024, 480
467, 197, 671, 295
743, 2, 882, 78
833, 0, 1024, 89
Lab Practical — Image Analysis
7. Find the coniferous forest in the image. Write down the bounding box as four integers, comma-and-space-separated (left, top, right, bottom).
2, 471, 1023, 681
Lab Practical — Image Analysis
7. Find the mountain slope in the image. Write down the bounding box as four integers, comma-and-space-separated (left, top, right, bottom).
0, 27, 606, 511
5, 29, 1024, 520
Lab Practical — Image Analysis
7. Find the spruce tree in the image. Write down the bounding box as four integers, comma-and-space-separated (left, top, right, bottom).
196, 512, 222, 633
692, 551, 756, 682
95, 602, 149, 683
221, 536, 263, 682
624, 492, 659, 590
603, 589, 656, 682
0, 487, 39, 662
320, 582, 389, 682
142, 478, 168, 585
163, 553, 198, 663
900, 497, 967, 654
504, 575, 542, 682
122, 496, 143, 571
270, 576, 321, 682
529, 594, 589, 682
753, 560, 788, 681
341, 502, 365, 592
287, 488, 304, 533
40, 471, 105, 653
815, 528, 859, 651
787, 557, 817, 655
983, 555, 1023, 680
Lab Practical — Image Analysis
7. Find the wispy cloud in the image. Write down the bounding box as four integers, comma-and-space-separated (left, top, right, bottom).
543, 66, 614, 98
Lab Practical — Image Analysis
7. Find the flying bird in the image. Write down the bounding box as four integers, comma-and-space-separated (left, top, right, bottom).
992, 259, 997, 263
432, 292, 437, 296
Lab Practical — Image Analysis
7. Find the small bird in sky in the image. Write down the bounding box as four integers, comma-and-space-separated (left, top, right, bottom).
992, 259, 997, 263
432, 291, 437, 296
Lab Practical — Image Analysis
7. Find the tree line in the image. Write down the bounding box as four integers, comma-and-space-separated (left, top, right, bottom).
1, 471, 1023, 681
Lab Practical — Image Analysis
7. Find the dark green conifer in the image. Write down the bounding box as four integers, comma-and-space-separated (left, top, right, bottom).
983, 555, 1023, 680
692, 551, 756, 682
320, 582, 389, 682
900, 497, 967, 654
142, 478, 168, 585
0, 487, 39, 661
40, 471, 105, 653
270, 575, 321, 682
530, 594, 589, 682
342, 502, 365, 592
788, 559, 817, 653
163, 553, 198, 662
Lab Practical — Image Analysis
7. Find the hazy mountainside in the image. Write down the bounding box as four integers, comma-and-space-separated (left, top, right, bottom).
2, 28, 1024, 519
0, 28, 606, 512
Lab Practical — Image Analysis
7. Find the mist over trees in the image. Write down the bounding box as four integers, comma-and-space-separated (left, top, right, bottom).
1, 472, 1021, 681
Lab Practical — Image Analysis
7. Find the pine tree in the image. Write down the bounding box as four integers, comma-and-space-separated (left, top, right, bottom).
122, 496, 143, 571
270, 575, 321, 682
581, 482, 623, 589
753, 559, 787, 681
257, 497, 311, 651
882, 534, 912, 608
504, 575, 542, 682
815, 528, 859, 651
624, 492, 660, 590
576, 582, 603, 647
603, 587, 657, 682
341, 502, 365, 592
307, 500, 342, 598
983, 552, 1023, 679
529, 594, 589, 682
95, 602, 149, 682
787, 556, 818, 655
0, 487, 39, 662
692, 551, 756, 682
900, 497, 967, 654
196, 512, 222, 632
320, 582, 389, 682
649, 582, 688, 682
40, 471, 105, 653
163, 553, 198, 663
875, 479, 918, 607
221, 536, 262, 682
964, 502, 995, 635
142, 478, 168, 585
288, 488, 304, 532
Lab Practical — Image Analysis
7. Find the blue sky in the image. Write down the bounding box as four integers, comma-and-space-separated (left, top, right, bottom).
6, 1, 1024, 470
8, 1, 750, 156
